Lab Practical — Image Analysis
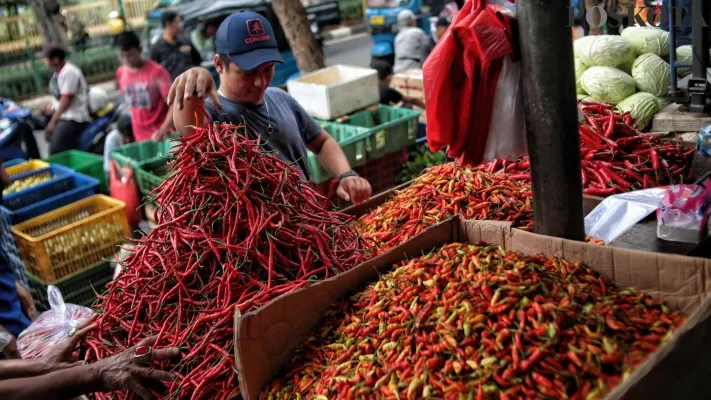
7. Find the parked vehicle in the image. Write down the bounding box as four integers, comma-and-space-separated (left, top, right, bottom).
0, 99, 38, 161
144, 0, 339, 87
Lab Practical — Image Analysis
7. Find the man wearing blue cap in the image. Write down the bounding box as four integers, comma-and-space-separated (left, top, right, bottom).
167, 11, 372, 204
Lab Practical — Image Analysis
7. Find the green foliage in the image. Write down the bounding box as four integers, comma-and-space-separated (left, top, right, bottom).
400, 145, 447, 183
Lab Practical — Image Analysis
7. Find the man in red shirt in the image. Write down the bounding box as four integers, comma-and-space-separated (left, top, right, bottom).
114, 31, 173, 142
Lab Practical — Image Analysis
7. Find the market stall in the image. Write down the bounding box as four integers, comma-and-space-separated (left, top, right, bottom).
4, 1, 711, 399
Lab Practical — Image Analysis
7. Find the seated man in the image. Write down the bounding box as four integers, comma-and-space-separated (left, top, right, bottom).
103, 114, 134, 173
371, 59, 426, 109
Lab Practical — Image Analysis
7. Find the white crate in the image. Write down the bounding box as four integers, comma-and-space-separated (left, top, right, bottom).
287, 65, 379, 120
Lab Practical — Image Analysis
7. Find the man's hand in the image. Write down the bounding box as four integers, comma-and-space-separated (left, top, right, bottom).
44, 119, 56, 135
41, 103, 53, 117
40, 322, 96, 373
167, 67, 220, 111
0, 326, 20, 359
88, 336, 180, 400
15, 282, 36, 320
150, 128, 169, 142
336, 176, 372, 204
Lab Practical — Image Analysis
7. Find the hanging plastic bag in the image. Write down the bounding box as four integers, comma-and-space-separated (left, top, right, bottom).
424, 0, 522, 166
110, 160, 141, 226
657, 179, 711, 243
17, 286, 94, 359
482, 56, 527, 162
584, 188, 666, 244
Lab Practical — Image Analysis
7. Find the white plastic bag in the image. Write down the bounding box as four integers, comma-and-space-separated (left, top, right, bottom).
584, 188, 667, 244
482, 56, 528, 162
481, 0, 527, 163
17, 286, 94, 359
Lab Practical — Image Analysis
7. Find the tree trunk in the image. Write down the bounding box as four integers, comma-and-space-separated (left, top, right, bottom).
28, 0, 66, 46
270, 0, 325, 74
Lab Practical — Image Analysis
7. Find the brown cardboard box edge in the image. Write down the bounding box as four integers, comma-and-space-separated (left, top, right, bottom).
234, 217, 711, 400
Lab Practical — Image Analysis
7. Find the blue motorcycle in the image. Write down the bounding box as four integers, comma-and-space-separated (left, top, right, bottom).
0, 99, 40, 161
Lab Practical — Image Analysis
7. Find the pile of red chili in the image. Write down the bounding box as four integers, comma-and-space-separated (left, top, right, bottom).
83, 123, 373, 399
263, 243, 685, 400
483, 102, 695, 197
357, 163, 533, 252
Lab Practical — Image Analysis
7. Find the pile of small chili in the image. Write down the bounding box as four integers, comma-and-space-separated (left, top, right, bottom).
357, 163, 533, 252
83, 123, 373, 399
263, 243, 685, 400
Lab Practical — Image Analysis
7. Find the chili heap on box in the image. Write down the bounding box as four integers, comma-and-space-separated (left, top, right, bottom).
263, 243, 685, 400
357, 162, 533, 252
82, 123, 373, 400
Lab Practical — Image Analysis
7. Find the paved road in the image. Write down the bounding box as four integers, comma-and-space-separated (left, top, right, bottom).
30, 33, 374, 158
324, 33, 372, 68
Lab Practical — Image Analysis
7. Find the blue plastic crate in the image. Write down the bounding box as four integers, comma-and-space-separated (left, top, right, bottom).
1, 172, 99, 225
2, 165, 74, 210
2, 158, 26, 168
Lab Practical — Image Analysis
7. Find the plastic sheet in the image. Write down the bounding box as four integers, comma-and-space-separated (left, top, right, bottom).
584, 188, 666, 244
17, 286, 94, 359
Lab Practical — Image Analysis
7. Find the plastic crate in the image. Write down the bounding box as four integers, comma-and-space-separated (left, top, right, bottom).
135, 157, 171, 197
11, 195, 130, 282
5, 159, 50, 178
338, 105, 420, 159
27, 261, 114, 311
308, 122, 370, 184
2, 165, 74, 211
47, 150, 107, 193
110, 137, 178, 169
1, 172, 99, 225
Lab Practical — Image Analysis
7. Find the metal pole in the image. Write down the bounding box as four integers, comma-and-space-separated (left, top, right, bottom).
117, 0, 126, 20
669, 0, 678, 94
517, 0, 585, 240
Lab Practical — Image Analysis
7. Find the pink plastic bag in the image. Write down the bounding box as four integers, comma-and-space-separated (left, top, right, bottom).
657, 179, 711, 243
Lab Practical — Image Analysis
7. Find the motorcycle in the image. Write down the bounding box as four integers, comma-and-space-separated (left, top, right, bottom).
0, 99, 42, 161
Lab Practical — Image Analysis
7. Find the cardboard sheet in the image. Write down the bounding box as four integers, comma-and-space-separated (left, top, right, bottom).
234, 218, 711, 400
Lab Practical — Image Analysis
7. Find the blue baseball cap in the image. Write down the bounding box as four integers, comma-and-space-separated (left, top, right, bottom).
215, 10, 284, 71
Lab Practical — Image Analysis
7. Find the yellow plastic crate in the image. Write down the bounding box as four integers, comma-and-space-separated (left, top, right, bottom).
6, 160, 50, 178
11, 195, 130, 282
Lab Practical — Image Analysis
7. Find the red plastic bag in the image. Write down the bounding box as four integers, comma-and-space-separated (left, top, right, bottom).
424, 0, 522, 166
109, 160, 141, 226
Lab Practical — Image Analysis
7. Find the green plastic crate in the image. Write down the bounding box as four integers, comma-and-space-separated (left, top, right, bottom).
27, 261, 114, 311
47, 150, 107, 193
110, 137, 178, 169
136, 157, 172, 198
308, 122, 370, 184
339, 105, 421, 159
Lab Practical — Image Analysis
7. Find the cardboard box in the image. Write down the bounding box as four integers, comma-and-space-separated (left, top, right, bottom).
233, 218, 711, 400
390, 69, 425, 104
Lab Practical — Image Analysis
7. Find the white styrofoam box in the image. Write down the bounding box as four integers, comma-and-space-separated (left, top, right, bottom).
287, 65, 379, 120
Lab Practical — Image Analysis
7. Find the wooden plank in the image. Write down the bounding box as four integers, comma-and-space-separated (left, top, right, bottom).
652, 103, 711, 133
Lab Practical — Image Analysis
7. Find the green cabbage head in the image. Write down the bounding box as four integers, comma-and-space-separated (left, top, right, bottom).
581, 67, 636, 105
577, 35, 635, 68
632, 53, 670, 97
621, 27, 670, 57
616, 92, 660, 130
575, 58, 588, 95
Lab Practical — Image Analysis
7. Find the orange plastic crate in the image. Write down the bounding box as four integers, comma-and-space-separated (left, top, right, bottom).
11, 195, 130, 282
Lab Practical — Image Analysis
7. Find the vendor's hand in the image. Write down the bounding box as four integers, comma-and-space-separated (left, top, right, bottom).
150, 128, 169, 143
44, 119, 56, 135
167, 67, 220, 111
41, 321, 96, 372
0, 326, 20, 359
88, 335, 180, 400
337, 176, 372, 204
15, 281, 36, 320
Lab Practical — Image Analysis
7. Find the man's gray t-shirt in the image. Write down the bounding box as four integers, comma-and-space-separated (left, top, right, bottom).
205, 88, 322, 180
